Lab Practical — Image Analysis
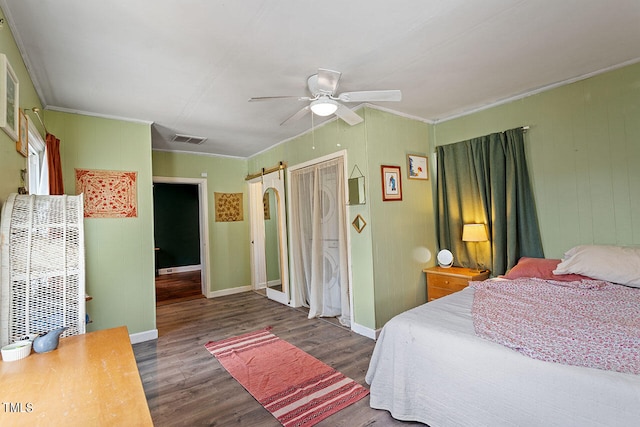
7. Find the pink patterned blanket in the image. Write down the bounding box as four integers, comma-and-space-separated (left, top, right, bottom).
470, 278, 640, 374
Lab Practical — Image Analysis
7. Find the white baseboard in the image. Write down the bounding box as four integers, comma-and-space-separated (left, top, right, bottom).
209, 285, 253, 298
351, 322, 379, 340
129, 329, 158, 344
158, 264, 201, 275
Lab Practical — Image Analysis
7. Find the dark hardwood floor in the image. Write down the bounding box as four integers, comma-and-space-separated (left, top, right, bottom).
155, 270, 204, 306
133, 291, 426, 426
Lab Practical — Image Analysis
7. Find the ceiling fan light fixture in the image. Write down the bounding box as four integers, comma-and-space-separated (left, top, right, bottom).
310, 97, 338, 116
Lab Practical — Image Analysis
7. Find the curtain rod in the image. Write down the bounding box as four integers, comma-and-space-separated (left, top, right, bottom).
496, 125, 530, 133
27, 107, 48, 134
433, 125, 530, 153
245, 161, 287, 181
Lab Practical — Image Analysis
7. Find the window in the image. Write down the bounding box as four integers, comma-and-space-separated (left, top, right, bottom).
26, 119, 48, 195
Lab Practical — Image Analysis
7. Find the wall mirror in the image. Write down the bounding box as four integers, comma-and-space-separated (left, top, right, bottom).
348, 176, 366, 205
263, 187, 282, 292
352, 214, 367, 233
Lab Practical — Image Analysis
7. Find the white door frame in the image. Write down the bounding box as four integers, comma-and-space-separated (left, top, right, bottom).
152, 176, 211, 298
286, 150, 353, 321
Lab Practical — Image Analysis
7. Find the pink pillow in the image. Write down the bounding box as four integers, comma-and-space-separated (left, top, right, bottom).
503, 257, 592, 282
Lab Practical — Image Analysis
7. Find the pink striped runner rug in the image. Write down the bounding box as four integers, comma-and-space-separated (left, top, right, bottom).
205, 327, 369, 426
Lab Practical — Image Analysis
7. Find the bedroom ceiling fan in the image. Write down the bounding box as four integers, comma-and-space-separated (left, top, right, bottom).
249, 68, 402, 126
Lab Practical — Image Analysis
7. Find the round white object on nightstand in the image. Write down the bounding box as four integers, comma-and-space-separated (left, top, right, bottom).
437, 249, 454, 268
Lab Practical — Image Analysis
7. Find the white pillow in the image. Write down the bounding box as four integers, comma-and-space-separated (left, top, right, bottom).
553, 245, 640, 287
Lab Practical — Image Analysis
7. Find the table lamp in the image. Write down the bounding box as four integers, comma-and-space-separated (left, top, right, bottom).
462, 223, 488, 272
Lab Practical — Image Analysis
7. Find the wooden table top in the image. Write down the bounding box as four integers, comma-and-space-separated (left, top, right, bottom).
0, 326, 152, 426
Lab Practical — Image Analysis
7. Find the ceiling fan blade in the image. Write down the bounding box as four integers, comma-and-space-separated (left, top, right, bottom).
316, 68, 342, 94
249, 96, 310, 102
280, 105, 311, 126
337, 90, 402, 103
334, 104, 363, 126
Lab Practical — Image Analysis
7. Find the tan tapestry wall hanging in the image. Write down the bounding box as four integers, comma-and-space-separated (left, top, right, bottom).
75, 169, 138, 218
215, 192, 243, 222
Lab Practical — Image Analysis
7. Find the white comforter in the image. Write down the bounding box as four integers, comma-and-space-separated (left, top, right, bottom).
365, 287, 640, 427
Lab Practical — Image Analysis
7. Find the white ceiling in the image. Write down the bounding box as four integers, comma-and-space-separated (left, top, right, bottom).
2, 1, 639, 158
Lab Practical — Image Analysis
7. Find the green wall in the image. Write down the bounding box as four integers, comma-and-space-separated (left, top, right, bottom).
43, 111, 156, 336
152, 151, 250, 293
249, 108, 435, 329
0, 7, 44, 210
1, 11, 156, 338
433, 61, 640, 258
363, 108, 435, 328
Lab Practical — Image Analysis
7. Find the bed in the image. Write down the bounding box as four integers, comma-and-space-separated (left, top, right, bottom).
365, 245, 640, 427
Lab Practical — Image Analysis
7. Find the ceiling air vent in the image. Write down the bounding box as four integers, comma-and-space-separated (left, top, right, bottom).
171, 134, 207, 145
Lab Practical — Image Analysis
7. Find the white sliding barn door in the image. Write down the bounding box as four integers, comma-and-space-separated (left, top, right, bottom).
248, 171, 290, 306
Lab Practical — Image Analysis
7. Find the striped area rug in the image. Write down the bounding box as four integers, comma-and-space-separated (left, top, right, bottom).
205, 327, 369, 426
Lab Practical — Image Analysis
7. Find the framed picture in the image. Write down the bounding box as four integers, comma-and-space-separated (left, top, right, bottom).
0, 54, 19, 141
16, 109, 28, 157
407, 154, 428, 180
381, 165, 402, 201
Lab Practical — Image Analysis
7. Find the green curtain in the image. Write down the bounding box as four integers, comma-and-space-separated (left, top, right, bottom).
436, 128, 543, 275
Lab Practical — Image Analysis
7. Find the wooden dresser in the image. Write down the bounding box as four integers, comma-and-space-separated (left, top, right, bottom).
424, 266, 490, 301
0, 326, 152, 426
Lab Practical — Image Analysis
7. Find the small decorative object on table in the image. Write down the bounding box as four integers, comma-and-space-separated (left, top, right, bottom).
437, 249, 454, 268
1, 340, 32, 362
462, 223, 489, 271
33, 327, 68, 353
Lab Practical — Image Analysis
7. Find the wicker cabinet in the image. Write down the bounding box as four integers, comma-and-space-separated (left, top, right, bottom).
0, 194, 86, 346
424, 266, 489, 301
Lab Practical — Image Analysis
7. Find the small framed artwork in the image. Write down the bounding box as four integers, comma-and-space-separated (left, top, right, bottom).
0, 54, 19, 141
16, 109, 28, 157
381, 165, 402, 201
407, 154, 428, 180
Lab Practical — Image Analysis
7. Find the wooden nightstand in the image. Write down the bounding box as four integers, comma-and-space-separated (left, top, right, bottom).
423, 266, 490, 301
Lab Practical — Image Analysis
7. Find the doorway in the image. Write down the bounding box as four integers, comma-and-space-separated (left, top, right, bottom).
288, 151, 352, 327
152, 177, 211, 305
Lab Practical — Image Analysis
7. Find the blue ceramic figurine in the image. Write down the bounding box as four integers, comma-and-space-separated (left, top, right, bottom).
33, 327, 68, 353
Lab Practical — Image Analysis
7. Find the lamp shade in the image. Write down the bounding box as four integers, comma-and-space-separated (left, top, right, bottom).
462, 223, 488, 242
310, 97, 338, 116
